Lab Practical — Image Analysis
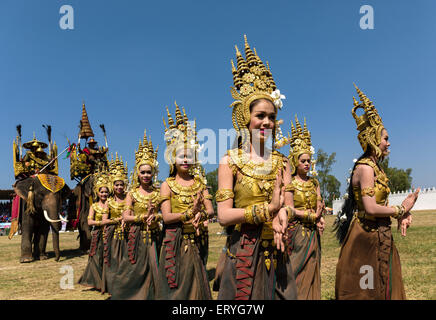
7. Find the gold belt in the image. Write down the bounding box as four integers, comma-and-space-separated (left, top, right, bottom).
182, 223, 196, 234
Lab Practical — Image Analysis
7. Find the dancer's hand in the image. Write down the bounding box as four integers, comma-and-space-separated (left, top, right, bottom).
273, 207, 288, 252
401, 188, 420, 213
398, 212, 412, 237
269, 170, 284, 214
191, 191, 204, 215
316, 216, 325, 236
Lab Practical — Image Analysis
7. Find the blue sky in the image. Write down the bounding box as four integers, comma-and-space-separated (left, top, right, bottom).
1, 0, 435, 193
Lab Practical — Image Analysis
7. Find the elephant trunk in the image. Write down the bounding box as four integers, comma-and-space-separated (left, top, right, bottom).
25, 184, 36, 214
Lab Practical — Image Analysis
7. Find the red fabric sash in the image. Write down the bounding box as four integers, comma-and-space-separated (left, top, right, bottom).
235, 228, 257, 300
164, 228, 178, 288
11, 195, 20, 220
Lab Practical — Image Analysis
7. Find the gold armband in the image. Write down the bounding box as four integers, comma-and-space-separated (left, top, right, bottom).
215, 189, 234, 202
361, 187, 375, 197
134, 215, 143, 223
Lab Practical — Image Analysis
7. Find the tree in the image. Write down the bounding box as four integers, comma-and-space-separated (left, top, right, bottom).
315, 149, 341, 207
379, 158, 412, 192
205, 168, 218, 211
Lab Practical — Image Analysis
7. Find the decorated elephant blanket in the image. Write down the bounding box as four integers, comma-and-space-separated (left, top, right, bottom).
37, 174, 65, 193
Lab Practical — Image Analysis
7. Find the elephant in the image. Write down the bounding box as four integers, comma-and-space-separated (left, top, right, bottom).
13, 175, 71, 263
67, 174, 95, 253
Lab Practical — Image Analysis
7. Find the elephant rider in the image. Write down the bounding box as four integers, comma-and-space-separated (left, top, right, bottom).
21, 138, 53, 176
82, 138, 108, 172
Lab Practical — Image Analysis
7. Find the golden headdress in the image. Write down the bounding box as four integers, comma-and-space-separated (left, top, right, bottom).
229, 35, 285, 145
22, 133, 48, 149
288, 115, 317, 176
131, 130, 159, 187
93, 167, 111, 198
108, 152, 128, 186
351, 84, 385, 158
163, 101, 201, 176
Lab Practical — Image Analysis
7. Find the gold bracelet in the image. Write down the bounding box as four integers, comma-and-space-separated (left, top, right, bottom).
263, 202, 272, 221
302, 210, 309, 223
244, 206, 255, 224
310, 212, 317, 224
392, 205, 400, 219
286, 206, 296, 222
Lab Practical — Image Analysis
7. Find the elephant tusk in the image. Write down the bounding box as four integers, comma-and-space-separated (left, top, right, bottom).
60, 214, 68, 223
44, 210, 62, 223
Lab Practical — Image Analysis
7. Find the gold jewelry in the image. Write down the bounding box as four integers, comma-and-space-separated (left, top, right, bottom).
351, 84, 385, 158
392, 205, 406, 219
215, 189, 234, 202
361, 187, 375, 197
286, 206, 296, 222
244, 206, 255, 224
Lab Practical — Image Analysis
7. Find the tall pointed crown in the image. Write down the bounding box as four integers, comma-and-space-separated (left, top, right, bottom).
229, 35, 285, 133
351, 84, 385, 158
135, 129, 159, 171
108, 152, 128, 186
130, 129, 159, 188
163, 101, 199, 150
288, 115, 316, 175
79, 102, 94, 139
93, 166, 111, 197
163, 102, 201, 176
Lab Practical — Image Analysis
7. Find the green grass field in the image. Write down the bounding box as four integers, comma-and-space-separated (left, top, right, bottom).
0, 211, 434, 300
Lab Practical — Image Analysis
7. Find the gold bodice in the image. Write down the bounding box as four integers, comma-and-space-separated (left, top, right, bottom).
227, 149, 285, 209
286, 177, 319, 211
353, 158, 390, 212
108, 197, 126, 220
91, 203, 108, 222
130, 187, 161, 217
166, 176, 208, 214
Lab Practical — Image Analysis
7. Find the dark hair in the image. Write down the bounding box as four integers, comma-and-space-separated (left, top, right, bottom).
333, 150, 371, 244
